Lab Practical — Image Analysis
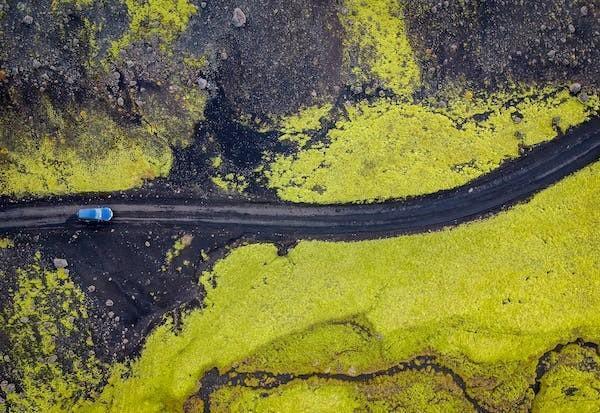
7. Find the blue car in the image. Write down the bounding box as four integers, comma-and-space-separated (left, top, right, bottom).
77, 207, 113, 222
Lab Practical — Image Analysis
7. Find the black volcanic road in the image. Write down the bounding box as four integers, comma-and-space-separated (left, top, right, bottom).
1, 118, 599, 239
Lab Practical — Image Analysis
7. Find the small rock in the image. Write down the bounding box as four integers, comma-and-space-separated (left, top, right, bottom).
196, 77, 208, 89
128, 80, 137, 87
220, 50, 228, 60
32, 59, 41, 69
47, 354, 58, 363
552, 116, 561, 127
579, 91, 589, 103
105, 299, 114, 307
200, 1, 207, 8
144, 241, 150, 247
546, 50, 556, 58
116, 97, 124, 106
580, 6, 588, 16
126, 60, 134, 68
22, 15, 33, 25
108, 311, 115, 318
53, 258, 68, 269
569, 82, 582, 94
568, 24, 576, 33
87, 285, 96, 293
511, 113, 522, 123
232, 7, 246, 27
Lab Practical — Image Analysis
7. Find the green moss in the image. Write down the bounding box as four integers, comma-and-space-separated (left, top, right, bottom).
77, 160, 600, 412
140, 88, 208, 148
164, 234, 194, 266
0, 237, 14, 248
533, 345, 600, 412
211, 173, 249, 193
2, 256, 104, 412
50, 0, 93, 10
264, 88, 595, 203
261, 0, 597, 204
211, 372, 473, 412
110, 0, 198, 56
212, 378, 365, 412
0, 102, 172, 198
340, 0, 420, 96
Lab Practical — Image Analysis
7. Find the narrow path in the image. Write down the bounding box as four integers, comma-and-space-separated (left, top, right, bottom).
1, 119, 599, 239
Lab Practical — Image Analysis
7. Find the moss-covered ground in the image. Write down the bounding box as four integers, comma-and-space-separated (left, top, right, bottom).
0, 101, 172, 197
50, 159, 597, 412
261, 0, 599, 204
1, 254, 106, 412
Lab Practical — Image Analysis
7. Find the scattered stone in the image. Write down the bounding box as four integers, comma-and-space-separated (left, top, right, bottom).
53, 258, 68, 269
569, 82, 582, 94
32, 59, 41, 69
220, 50, 228, 60
579, 91, 589, 103
105, 299, 114, 307
546, 50, 556, 58
22, 15, 33, 25
87, 285, 96, 293
47, 354, 58, 363
200, 1, 207, 8
144, 241, 150, 247
232, 8, 247, 27
116, 97, 125, 106
128, 80, 137, 87
580, 6, 588, 16
511, 113, 522, 123
568, 24, 576, 33
196, 77, 208, 89
108, 311, 115, 318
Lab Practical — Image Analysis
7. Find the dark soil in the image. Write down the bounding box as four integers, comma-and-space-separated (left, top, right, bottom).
404, 0, 599, 92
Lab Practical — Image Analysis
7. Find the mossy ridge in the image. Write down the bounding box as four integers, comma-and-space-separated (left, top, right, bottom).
533, 343, 600, 413
264, 87, 596, 203
76, 161, 600, 412
209, 372, 473, 413
0, 99, 172, 197
2, 255, 105, 412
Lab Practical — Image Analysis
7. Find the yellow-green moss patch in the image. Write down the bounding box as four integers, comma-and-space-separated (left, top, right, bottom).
164, 234, 194, 266
533, 344, 600, 413
110, 0, 198, 56
2, 256, 104, 412
264, 88, 595, 203
341, 0, 420, 96
79, 160, 600, 412
210, 371, 474, 413
0, 237, 14, 249
0, 103, 172, 198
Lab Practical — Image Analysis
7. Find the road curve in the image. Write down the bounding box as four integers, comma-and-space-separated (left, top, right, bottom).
1, 118, 599, 239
